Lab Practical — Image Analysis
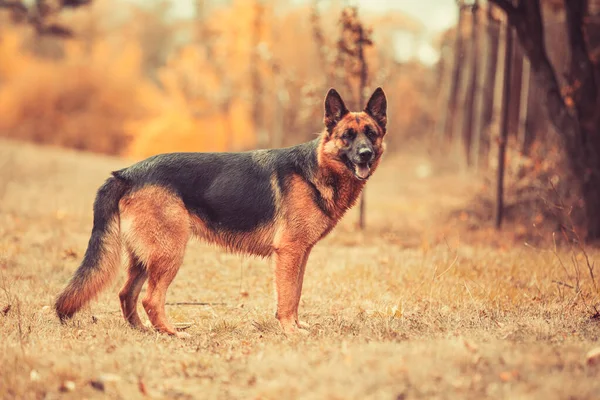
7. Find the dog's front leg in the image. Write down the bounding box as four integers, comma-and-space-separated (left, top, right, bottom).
294, 247, 313, 330
274, 245, 309, 335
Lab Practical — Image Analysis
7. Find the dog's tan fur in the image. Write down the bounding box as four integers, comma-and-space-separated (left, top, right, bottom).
55, 88, 387, 336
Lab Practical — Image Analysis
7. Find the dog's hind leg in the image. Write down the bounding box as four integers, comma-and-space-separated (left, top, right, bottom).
120, 186, 191, 337
141, 246, 188, 337
119, 253, 147, 329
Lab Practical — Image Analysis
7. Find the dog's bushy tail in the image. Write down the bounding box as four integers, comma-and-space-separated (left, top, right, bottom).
55, 175, 129, 322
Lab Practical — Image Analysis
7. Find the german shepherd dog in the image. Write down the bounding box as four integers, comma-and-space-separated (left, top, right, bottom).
55, 87, 387, 337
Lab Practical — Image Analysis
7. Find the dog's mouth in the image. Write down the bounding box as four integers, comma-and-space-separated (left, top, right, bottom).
352, 162, 371, 180
342, 154, 372, 181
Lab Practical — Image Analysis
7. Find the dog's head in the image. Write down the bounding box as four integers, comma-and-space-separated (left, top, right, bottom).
321, 87, 387, 181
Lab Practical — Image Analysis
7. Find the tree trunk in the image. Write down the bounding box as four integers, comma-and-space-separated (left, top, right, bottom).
491, 0, 600, 239
471, 10, 487, 169
251, 0, 268, 149
495, 20, 513, 230
564, 0, 600, 238
357, 21, 369, 231
443, 5, 468, 143
508, 37, 523, 138
517, 58, 531, 154
522, 63, 538, 156
479, 3, 501, 167
462, 1, 480, 166
435, 44, 452, 145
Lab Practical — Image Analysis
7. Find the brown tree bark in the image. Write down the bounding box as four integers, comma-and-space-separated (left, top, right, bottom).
478, 3, 501, 166
491, 0, 600, 239
357, 14, 369, 231
496, 21, 513, 230
443, 3, 468, 143
517, 58, 531, 154
522, 68, 539, 156
435, 44, 452, 145
508, 36, 523, 138
462, 1, 481, 166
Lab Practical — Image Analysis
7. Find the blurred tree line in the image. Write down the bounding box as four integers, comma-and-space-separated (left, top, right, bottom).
0, 0, 436, 158
437, 0, 600, 241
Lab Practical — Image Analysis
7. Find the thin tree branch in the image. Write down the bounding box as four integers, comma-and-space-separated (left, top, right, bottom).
0, 0, 26, 11
490, 0, 518, 18
564, 0, 597, 124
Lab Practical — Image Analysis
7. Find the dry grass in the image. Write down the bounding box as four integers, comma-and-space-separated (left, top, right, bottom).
1, 139, 600, 399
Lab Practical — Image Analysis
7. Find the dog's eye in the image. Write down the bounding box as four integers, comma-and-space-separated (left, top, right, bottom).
341, 130, 356, 141
365, 128, 376, 140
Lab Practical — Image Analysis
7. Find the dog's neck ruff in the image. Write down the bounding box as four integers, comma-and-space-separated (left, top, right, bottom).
310, 135, 367, 219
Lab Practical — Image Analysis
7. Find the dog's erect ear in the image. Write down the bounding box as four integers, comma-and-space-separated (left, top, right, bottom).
364, 87, 387, 130
324, 88, 349, 133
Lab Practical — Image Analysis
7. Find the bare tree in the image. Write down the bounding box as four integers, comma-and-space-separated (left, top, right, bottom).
522, 66, 539, 156
490, 0, 600, 239
517, 58, 531, 154
478, 3, 501, 167
443, 1, 470, 143
508, 38, 524, 138
495, 20, 513, 229
461, 0, 481, 166
435, 33, 453, 147
335, 7, 373, 230
0, 0, 92, 37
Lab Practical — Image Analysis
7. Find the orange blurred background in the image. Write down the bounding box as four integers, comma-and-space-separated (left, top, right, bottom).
0, 0, 442, 159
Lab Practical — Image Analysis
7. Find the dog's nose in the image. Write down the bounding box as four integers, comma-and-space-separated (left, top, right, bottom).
358, 147, 373, 162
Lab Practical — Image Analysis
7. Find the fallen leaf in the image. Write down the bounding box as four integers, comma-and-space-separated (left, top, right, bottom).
90, 380, 105, 392
30, 370, 40, 382
464, 339, 478, 353
138, 378, 148, 395
90, 373, 121, 392
60, 380, 76, 392
499, 370, 519, 382
62, 248, 78, 259
2, 304, 11, 315
586, 347, 600, 366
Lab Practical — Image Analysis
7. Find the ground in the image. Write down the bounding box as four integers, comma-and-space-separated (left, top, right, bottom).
1, 139, 599, 399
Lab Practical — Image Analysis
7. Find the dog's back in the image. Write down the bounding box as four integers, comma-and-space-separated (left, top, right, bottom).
112, 138, 320, 233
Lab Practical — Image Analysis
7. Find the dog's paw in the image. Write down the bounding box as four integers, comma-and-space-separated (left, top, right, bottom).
280, 320, 310, 337
295, 327, 310, 336
296, 320, 310, 330
285, 327, 310, 337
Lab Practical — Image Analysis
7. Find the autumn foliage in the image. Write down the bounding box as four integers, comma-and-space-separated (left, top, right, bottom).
0, 0, 435, 159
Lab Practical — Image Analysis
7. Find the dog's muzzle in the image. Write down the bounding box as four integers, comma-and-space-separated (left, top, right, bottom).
351, 147, 374, 180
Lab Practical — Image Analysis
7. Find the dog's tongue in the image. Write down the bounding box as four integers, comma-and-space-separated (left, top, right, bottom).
354, 164, 370, 179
